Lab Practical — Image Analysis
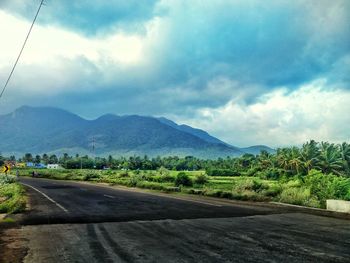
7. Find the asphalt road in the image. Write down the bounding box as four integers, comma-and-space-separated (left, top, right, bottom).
1, 177, 350, 262
17, 177, 278, 225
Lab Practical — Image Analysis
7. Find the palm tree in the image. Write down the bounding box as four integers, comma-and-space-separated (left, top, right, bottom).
300, 140, 320, 174
258, 150, 275, 169
276, 148, 291, 172
288, 147, 303, 175
340, 142, 350, 176
317, 142, 343, 175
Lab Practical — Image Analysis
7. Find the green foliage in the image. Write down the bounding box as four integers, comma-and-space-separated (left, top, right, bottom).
158, 166, 170, 176
119, 171, 129, 177
175, 172, 193, 187
128, 174, 143, 187
7, 139, 350, 210
206, 168, 241, 177
147, 174, 175, 183
232, 178, 268, 193
304, 169, 350, 206
256, 168, 282, 180
279, 186, 320, 207
0, 179, 26, 214
0, 175, 17, 184
194, 173, 209, 184
82, 172, 100, 181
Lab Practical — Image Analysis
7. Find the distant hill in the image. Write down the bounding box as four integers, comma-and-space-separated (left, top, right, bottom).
0, 106, 273, 159
240, 145, 276, 155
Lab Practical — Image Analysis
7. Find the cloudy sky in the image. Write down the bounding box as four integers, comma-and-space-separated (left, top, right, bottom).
0, 0, 349, 147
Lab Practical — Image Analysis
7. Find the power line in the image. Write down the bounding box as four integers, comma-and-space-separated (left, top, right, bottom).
0, 0, 45, 100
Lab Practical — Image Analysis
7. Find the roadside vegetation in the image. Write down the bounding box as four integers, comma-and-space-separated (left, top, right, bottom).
3, 140, 350, 209
0, 175, 26, 214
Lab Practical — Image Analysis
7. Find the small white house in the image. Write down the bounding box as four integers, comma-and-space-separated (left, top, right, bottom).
47, 164, 60, 169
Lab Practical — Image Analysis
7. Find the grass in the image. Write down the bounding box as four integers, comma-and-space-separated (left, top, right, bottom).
0, 175, 26, 214
12, 168, 350, 209
14, 168, 278, 202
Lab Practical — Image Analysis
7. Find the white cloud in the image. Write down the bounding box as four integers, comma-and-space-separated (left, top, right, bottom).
180, 79, 350, 147
0, 10, 145, 94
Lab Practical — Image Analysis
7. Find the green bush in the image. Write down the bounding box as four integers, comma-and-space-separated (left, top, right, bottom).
232, 178, 268, 193
175, 172, 193, 187
256, 168, 282, 180
0, 175, 17, 185
119, 171, 129, 177
206, 168, 241, 177
194, 173, 208, 184
148, 175, 175, 183
278, 186, 320, 208
0, 183, 26, 214
183, 188, 205, 195
128, 174, 143, 187
304, 169, 350, 207
262, 184, 282, 197
158, 166, 170, 177
164, 186, 181, 192
82, 172, 100, 181
246, 167, 261, 177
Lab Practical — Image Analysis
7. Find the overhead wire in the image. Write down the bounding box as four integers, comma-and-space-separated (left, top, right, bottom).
0, 0, 45, 99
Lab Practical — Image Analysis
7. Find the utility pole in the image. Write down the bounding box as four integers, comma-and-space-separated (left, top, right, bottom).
91, 136, 96, 169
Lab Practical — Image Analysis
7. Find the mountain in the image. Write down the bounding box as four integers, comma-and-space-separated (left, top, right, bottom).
240, 145, 275, 155
0, 106, 273, 158
0, 106, 240, 158
157, 117, 229, 145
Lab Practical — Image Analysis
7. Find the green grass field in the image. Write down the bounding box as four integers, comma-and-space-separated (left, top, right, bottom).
12, 168, 282, 203
11, 168, 350, 209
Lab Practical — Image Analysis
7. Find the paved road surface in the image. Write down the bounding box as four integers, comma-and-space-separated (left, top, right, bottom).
0, 177, 350, 262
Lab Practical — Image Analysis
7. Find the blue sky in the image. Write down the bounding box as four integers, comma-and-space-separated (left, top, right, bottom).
0, 0, 349, 147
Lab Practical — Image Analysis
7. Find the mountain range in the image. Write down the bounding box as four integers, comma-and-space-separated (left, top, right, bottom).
0, 106, 274, 159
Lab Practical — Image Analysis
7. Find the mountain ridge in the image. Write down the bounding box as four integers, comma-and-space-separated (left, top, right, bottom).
0, 106, 274, 158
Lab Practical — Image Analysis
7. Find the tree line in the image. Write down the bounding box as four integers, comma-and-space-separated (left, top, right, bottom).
1, 140, 349, 177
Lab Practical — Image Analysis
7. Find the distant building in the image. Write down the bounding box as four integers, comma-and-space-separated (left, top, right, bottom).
47, 164, 60, 169
35, 163, 47, 169
26, 162, 35, 167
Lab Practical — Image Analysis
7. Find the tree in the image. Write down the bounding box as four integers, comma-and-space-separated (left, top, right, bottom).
42, 154, 49, 164
288, 147, 303, 175
34, 155, 41, 164
276, 148, 291, 171
317, 142, 343, 175
49, 154, 58, 164
300, 140, 320, 174
23, 153, 33, 162
340, 142, 350, 176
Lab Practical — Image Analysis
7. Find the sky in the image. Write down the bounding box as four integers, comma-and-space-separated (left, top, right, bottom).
0, 0, 349, 147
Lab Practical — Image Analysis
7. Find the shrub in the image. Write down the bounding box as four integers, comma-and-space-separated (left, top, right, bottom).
119, 171, 129, 177
262, 184, 282, 197
0, 183, 26, 214
256, 168, 282, 180
206, 168, 240, 177
278, 186, 320, 208
246, 167, 260, 177
175, 172, 193, 187
128, 174, 143, 187
0, 175, 17, 185
304, 169, 350, 207
82, 172, 100, 181
194, 173, 208, 184
149, 175, 175, 183
232, 178, 268, 193
164, 186, 181, 192
183, 188, 205, 195
158, 166, 170, 177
